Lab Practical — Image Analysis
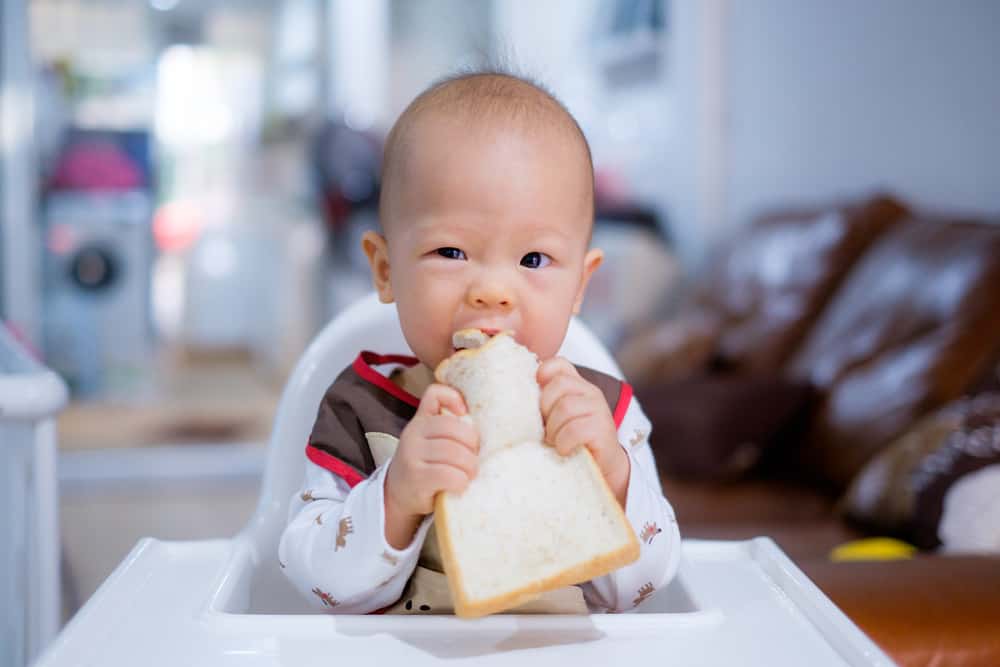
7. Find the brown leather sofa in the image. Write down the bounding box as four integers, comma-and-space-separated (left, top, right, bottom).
618, 194, 1000, 666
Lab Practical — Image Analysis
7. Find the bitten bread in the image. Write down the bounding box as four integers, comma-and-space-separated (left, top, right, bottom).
433, 330, 640, 618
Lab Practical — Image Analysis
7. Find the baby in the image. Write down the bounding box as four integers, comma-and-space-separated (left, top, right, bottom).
279, 71, 680, 614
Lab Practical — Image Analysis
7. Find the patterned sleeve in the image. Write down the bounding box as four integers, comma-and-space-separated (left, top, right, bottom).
279, 376, 431, 613
278, 457, 433, 613
580, 396, 682, 612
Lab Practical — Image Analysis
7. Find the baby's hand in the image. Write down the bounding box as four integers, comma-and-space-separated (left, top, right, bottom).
538, 358, 630, 505
385, 384, 479, 522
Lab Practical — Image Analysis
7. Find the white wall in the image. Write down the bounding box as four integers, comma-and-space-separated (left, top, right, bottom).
328, 0, 390, 131
660, 0, 726, 267
490, 0, 599, 86
0, 0, 40, 345
386, 0, 492, 128
725, 0, 1000, 228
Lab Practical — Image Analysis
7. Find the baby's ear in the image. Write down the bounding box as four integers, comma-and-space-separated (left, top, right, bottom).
572, 248, 604, 315
361, 231, 394, 303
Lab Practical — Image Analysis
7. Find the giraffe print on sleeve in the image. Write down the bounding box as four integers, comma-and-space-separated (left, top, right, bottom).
633, 582, 655, 607
336, 517, 354, 551
640, 521, 662, 544
312, 587, 339, 608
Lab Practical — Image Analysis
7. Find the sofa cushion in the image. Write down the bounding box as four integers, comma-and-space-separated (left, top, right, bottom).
969, 358, 1000, 394
694, 193, 906, 373
839, 393, 1000, 549
660, 474, 834, 524
642, 375, 816, 480
788, 217, 1000, 488
933, 463, 1000, 554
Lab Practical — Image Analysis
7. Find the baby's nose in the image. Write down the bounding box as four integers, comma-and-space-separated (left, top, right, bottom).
469, 281, 514, 309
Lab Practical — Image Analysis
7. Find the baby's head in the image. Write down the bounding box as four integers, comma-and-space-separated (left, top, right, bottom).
362, 71, 603, 370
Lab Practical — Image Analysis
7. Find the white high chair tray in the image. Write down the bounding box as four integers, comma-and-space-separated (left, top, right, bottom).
38, 536, 893, 666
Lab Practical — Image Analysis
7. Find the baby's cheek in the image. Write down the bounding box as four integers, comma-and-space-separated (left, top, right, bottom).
529, 327, 569, 363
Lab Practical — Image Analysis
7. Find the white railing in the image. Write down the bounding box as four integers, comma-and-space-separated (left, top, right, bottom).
0, 325, 68, 667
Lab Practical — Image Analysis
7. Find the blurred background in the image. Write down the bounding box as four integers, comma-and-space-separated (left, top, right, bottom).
2, 0, 1000, 652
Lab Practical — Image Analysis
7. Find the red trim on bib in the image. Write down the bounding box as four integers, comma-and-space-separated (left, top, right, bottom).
353, 352, 421, 407
613, 382, 633, 429
305, 444, 367, 488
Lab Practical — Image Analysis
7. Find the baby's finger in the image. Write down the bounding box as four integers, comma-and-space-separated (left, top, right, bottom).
426, 463, 473, 496
552, 415, 592, 457
537, 356, 579, 386
417, 383, 468, 417
544, 394, 590, 441
545, 393, 589, 439
539, 373, 589, 417
423, 415, 480, 453
422, 438, 479, 478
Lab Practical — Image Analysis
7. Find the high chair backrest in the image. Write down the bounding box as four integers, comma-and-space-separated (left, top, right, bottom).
244, 292, 625, 609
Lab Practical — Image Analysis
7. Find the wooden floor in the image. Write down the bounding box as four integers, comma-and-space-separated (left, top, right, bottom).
57, 346, 281, 451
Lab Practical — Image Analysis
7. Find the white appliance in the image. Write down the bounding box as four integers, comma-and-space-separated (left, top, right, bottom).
41, 191, 153, 398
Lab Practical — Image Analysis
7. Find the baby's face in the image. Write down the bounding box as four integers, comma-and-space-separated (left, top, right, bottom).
367, 114, 601, 371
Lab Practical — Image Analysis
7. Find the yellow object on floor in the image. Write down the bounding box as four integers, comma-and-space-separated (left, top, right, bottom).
830, 537, 918, 561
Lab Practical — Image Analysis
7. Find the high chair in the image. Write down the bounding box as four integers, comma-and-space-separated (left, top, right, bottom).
37, 293, 893, 666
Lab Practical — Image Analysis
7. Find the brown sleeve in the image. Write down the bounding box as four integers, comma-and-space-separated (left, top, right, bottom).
307, 374, 377, 485
576, 365, 633, 429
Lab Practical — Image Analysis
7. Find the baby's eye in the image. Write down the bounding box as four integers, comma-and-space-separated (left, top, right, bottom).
436, 247, 467, 260
520, 252, 552, 269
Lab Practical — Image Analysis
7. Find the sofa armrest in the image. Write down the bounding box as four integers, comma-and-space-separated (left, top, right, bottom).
801, 556, 1000, 667
616, 311, 721, 386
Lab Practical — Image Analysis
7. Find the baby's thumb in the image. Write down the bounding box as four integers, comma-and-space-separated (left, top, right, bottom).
418, 384, 467, 417
440, 407, 475, 428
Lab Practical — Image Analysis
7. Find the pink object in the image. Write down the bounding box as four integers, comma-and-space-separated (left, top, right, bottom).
49, 141, 143, 191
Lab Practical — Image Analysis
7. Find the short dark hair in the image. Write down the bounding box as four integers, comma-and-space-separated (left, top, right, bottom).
379, 68, 594, 224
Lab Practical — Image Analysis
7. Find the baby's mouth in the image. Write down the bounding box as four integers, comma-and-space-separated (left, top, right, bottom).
451, 328, 511, 352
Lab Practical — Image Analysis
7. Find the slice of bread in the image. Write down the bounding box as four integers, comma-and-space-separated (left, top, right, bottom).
433, 330, 640, 617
